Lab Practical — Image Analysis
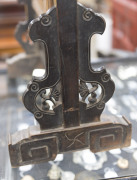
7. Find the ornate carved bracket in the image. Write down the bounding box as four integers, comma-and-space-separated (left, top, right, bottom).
9, 0, 131, 167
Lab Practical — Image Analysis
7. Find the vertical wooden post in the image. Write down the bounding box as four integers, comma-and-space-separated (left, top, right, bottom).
57, 0, 80, 128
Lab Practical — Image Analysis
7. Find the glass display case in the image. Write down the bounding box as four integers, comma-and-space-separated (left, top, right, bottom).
1, 56, 137, 180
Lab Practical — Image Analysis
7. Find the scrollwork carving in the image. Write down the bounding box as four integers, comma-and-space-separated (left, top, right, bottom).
97, 101, 105, 110
23, 3, 115, 128
34, 111, 43, 119
83, 9, 93, 21
30, 82, 39, 92
101, 73, 111, 82
41, 15, 52, 26
23, 7, 63, 130
79, 80, 102, 105
9, 0, 131, 167
78, 3, 115, 120
36, 85, 61, 112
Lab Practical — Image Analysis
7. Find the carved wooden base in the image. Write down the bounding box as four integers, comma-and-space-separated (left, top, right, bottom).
9, 114, 131, 167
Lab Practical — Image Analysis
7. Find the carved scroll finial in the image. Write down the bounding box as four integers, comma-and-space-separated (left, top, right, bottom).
23, 2, 115, 128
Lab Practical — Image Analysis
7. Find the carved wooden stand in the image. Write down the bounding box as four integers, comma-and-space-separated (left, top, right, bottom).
9, 0, 131, 167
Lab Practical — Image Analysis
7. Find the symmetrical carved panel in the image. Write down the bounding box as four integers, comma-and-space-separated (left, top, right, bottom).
23, 3, 115, 129
9, 0, 131, 167
9, 115, 131, 167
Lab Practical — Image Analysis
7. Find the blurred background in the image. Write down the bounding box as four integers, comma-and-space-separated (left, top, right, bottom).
0, 0, 137, 180
0, 0, 137, 60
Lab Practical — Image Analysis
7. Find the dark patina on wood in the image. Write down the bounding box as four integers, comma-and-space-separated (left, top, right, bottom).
9, 0, 132, 167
